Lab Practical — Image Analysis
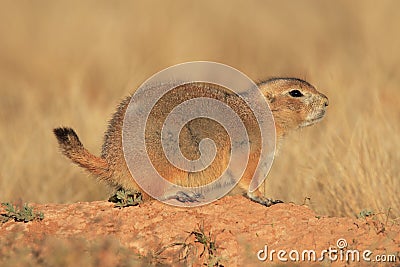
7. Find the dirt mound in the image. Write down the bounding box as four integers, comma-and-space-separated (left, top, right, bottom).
1, 196, 399, 266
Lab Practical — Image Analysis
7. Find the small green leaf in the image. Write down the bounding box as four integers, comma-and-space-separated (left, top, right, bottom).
0, 202, 44, 223
108, 189, 143, 208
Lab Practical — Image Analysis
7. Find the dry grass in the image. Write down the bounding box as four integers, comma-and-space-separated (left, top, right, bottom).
0, 1, 399, 218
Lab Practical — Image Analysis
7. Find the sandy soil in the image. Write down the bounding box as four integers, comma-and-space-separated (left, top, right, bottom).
1, 196, 399, 266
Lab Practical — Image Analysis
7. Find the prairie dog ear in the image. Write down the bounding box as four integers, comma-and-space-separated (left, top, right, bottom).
263, 90, 275, 103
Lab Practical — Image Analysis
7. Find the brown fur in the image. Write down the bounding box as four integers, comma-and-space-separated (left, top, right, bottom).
54, 78, 328, 205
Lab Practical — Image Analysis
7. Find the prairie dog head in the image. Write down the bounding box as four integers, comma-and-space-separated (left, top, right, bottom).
258, 78, 329, 137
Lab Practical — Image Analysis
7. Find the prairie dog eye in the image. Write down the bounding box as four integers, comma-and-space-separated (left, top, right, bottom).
289, 89, 304, 97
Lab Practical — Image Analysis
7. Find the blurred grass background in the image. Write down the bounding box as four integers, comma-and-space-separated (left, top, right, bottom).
0, 0, 398, 219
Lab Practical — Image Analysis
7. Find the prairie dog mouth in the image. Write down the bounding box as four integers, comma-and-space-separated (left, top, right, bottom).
301, 110, 327, 128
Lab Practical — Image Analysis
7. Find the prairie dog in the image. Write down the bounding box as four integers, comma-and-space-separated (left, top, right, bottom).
54, 78, 328, 206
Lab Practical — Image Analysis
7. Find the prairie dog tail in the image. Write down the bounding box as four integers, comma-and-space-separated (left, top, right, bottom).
53, 127, 112, 180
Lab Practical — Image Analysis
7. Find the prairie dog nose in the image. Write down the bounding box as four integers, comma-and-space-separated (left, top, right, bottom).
321, 94, 329, 107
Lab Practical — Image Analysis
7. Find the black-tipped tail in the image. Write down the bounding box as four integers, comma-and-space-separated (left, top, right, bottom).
53, 127, 111, 180
54, 127, 83, 150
